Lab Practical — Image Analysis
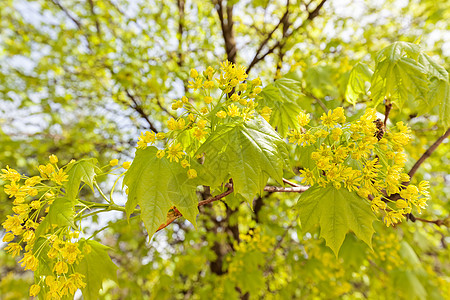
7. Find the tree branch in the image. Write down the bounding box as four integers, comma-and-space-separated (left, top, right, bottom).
156, 184, 235, 232
246, 2, 290, 74
246, 0, 327, 74
51, 0, 83, 30
125, 89, 159, 133
216, 1, 237, 63
384, 101, 392, 127
408, 127, 450, 180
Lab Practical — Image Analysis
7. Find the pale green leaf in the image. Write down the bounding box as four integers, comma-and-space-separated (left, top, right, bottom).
65, 158, 98, 203
123, 147, 199, 237
258, 73, 303, 136
196, 117, 289, 205
345, 62, 373, 105
35, 197, 76, 238
76, 239, 118, 300
296, 185, 376, 256
376, 41, 421, 62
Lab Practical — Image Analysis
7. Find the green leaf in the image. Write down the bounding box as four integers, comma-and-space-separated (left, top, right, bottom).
418, 53, 448, 81
76, 239, 118, 300
345, 62, 373, 105
258, 73, 303, 136
32, 237, 54, 276
196, 117, 289, 205
370, 57, 429, 107
418, 53, 450, 126
35, 197, 76, 238
296, 185, 376, 256
65, 158, 98, 203
123, 147, 199, 237
375, 41, 421, 62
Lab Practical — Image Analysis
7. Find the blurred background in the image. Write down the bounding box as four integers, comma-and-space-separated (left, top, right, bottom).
0, 0, 449, 299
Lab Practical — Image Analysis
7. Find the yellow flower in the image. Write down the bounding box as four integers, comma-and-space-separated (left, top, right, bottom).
5, 242, 22, 257
167, 118, 177, 130
109, 159, 119, 166
396, 199, 409, 209
2, 232, 15, 243
156, 132, 166, 140
230, 94, 240, 102
200, 107, 209, 114
0, 166, 21, 182
205, 66, 215, 80
29, 284, 41, 297
203, 80, 215, 89
4, 181, 21, 198
287, 129, 303, 145
253, 86, 262, 94
23, 230, 35, 243
19, 252, 39, 271
251, 77, 262, 86
297, 112, 310, 127
2, 215, 24, 235
331, 107, 346, 124
156, 150, 165, 159
299, 168, 315, 186
50, 169, 68, 185
187, 169, 197, 179
25, 176, 41, 187
62, 242, 81, 264
181, 159, 190, 168
216, 111, 227, 119
239, 83, 247, 91
227, 104, 240, 117
69, 273, 86, 289
122, 162, 131, 169
193, 128, 207, 140
167, 143, 184, 162
331, 127, 342, 141
197, 120, 207, 129
177, 118, 186, 130
53, 261, 69, 274
261, 106, 272, 122
190, 68, 198, 78
205, 96, 213, 104
49, 154, 58, 164
181, 96, 189, 103
320, 110, 337, 128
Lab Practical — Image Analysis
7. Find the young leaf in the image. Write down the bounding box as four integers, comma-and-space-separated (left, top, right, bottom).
35, 197, 76, 238
296, 185, 376, 256
345, 62, 373, 105
123, 147, 199, 237
196, 117, 289, 205
65, 158, 98, 203
418, 53, 450, 127
76, 239, 118, 300
258, 74, 303, 136
370, 57, 429, 107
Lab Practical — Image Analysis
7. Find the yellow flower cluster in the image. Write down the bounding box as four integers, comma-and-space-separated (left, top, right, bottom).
1, 155, 86, 299
135, 61, 264, 180
289, 108, 429, 227
303, 240, 351, 297
369, 232, 403, 271
228, 228, 275, 274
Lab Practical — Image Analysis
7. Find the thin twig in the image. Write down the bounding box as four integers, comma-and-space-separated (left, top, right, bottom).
414, 217, 447, 227
125, 89, 159, 133
155, 184, 234, 232
384, 101, 392, 127
264, 185, 309, 193
408, 127, 450, 180
282, 178, 301, 187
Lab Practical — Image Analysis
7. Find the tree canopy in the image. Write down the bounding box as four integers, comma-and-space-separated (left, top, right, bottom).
0, 0, 449, 299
